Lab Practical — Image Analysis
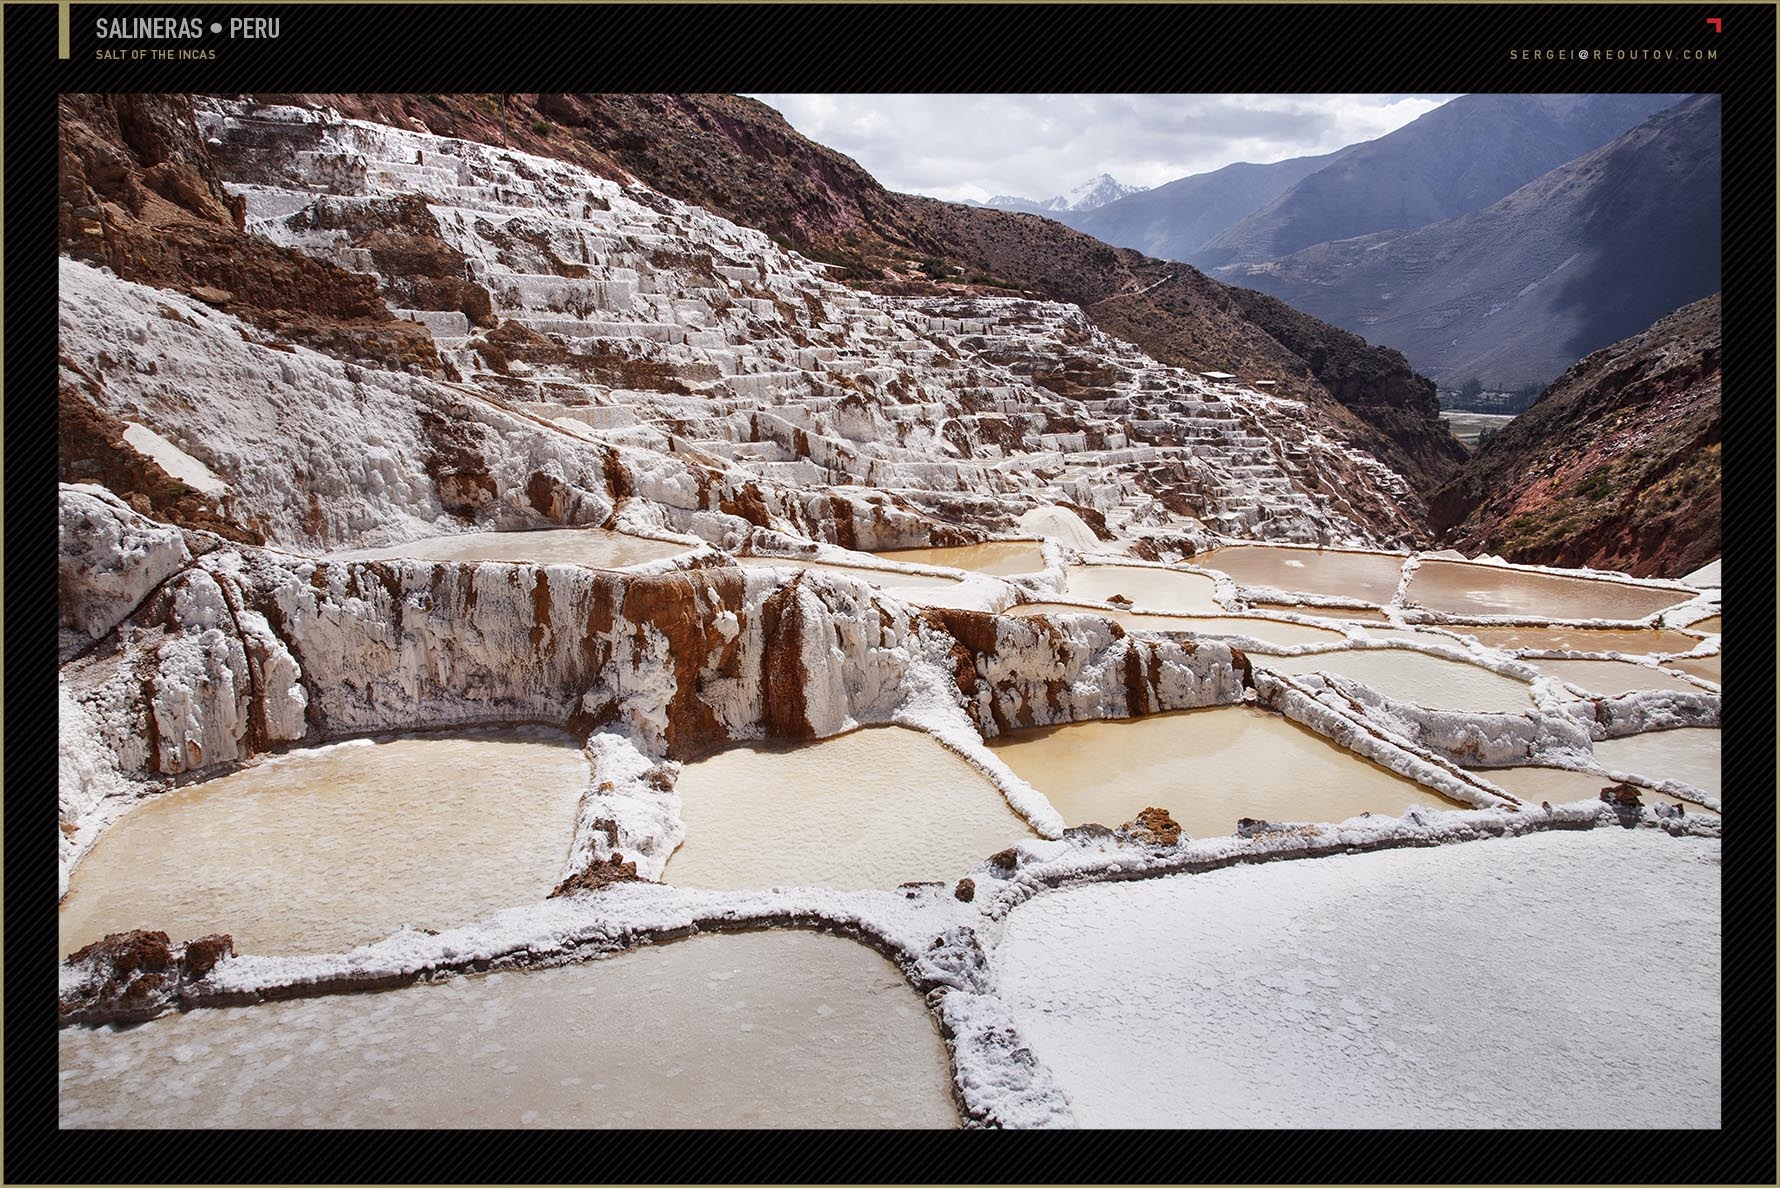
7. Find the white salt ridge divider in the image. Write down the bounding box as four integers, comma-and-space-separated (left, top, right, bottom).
1250, 671, 1523, 810
992, 830, 1721, 1127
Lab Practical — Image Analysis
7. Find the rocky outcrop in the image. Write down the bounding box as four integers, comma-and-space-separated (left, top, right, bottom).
1428, 294, 1721, 579
59, 929, 236, 1026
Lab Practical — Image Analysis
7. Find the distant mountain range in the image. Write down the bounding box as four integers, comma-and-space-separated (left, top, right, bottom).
1220, 94, 1722, 387
974, 173, 1148, 216
1191, 93, 1687, 268
1063, 150, 1348, 263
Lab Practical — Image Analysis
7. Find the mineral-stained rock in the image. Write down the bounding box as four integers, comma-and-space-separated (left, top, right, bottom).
954, 877, 976, 902
1119, 806, 1183, 847
60, 929, 236, 1026
550, 852, 642, 897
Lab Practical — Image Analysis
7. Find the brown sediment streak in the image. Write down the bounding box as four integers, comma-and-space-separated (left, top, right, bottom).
759, 575, 814, 740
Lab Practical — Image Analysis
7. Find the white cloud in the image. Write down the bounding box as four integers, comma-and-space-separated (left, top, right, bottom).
747, 93, 1464, 202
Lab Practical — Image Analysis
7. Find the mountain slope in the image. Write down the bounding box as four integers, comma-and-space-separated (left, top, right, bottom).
1427, 293, 1720, 579
1068, 151, 1346, 264
1197, 93, 1687, 268
1221, 94, 1721, 387
293, 93, 1463, 499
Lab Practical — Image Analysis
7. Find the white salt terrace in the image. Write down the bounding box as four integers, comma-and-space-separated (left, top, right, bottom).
1405, 559, 1692, 620
988, 707, 1464, 840
665, 727, 1036, 891
1481, 766, 1719, 818
1004, 604, 1345, 648
327, 527, 689, 568
998, 831, 1721, 1128
60, 931, 957, 1128
1259, 648, 1535, 713
120, 422, 229, 496
1195, 544, 1408, 604
1593, 728, 1722, 797
58, 730, 587, 958
1061, 564, 1223, 615
203, 100, 1425, 550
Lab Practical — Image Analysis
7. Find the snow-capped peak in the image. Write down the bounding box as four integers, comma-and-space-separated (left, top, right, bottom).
985, 173, 1148, 214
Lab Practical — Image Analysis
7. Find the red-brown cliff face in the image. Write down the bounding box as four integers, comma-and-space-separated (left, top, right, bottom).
1428, 294, 1721, 579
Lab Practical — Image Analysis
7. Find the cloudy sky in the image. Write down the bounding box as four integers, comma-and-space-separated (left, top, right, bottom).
747, 94, 1463, 203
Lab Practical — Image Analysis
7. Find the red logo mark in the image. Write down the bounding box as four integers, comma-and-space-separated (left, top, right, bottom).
1705, 17, 1722, 31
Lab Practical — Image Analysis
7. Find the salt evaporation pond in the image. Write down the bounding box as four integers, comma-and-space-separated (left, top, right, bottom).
329, 527, 688, 568
1259, 648, 1535, 713
1062, 565, 1222, 614
987, 707, 1461, 839
997, 830, 1721, 1127
1195, 545, 1407, 604
1593, 729, 1722, 797
1461, 624, 1703, 654
1003, 604, 1345, 648
1687, 615, 1722, 636
1481, 766, 1719, 817
58, 730, 587, 958
1405, 559, 1690, 619
872, 540, 1047, 576
736, 556, 962, 596
59, 930, 957, 1128
1254, 602, 1391, 622
1531, 658, 1697, 697
666, 727, 1035, 890
1664, 654, 1721, 684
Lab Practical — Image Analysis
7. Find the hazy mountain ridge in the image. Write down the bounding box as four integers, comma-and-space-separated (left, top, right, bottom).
1221, 94, 1722, 387
1067, 151, 1349, 265
1196, 93, 1689, 268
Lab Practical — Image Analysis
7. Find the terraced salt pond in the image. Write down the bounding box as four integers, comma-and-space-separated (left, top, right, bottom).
1259, 648, 1535, 713
998, 831, 1721, 1127
1195, 545, 1407, 604
1003, 604, 1345, 648
58, 730, 587, 958
60, 930, 957, 1128
1593, 729, 1722, 797
872, 540, 1047, 576
1687, 615, 1722, 636
1481, 766, 1719, 817
1061, 565, 1222, 614
665, 728, 1035, 890
988, 707, 1462, 839
1664, 654, 1722, 684
1405, 559, 1691, 620
1254, 602, 1391, 622
1459, 624, 1705, 654
329, 527, 689, 568
1531, 658, 1698, 697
